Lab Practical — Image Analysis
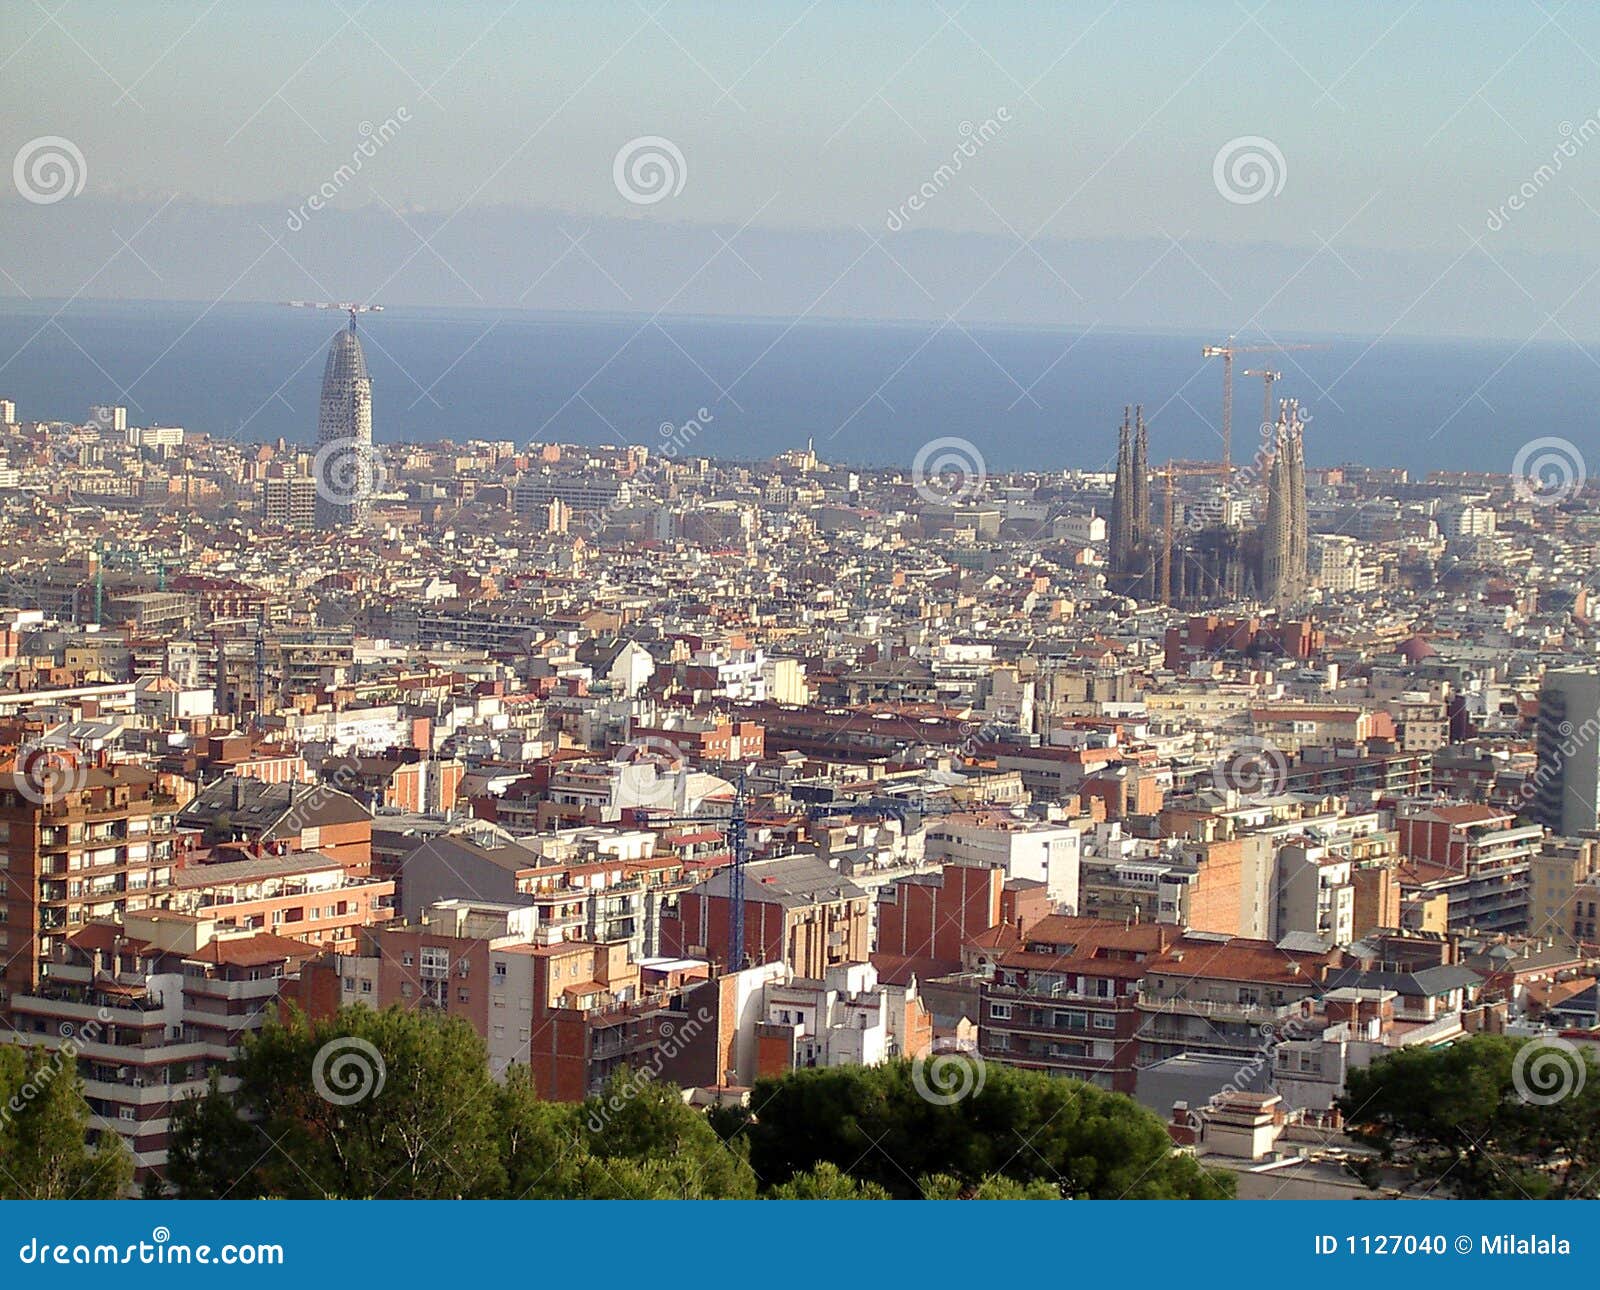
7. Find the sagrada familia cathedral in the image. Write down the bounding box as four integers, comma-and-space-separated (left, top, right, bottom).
1108, 401, 1308, 608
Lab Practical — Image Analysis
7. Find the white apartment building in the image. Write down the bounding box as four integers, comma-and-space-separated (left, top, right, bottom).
924, 811, 1081, 911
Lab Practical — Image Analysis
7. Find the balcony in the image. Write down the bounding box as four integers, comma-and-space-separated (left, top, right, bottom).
21, 983, 167, 1013
1135, 992, 1301, 1025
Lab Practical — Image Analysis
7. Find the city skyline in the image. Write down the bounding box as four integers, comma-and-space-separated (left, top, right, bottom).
4, 0, 1600, 1222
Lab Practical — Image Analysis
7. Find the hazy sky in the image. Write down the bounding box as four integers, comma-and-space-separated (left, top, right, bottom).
8, 1, 1600, 337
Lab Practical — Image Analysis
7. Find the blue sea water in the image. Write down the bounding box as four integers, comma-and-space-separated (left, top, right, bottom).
0, 297, 1593, 476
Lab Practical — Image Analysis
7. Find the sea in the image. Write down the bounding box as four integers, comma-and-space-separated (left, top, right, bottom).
0, 297, 1593, 477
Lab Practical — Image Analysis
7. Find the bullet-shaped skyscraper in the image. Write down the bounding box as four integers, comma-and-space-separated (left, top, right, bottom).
313, 316, 375, 530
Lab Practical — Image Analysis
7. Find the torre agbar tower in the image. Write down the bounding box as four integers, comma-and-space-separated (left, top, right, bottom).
313, 316, 375, 530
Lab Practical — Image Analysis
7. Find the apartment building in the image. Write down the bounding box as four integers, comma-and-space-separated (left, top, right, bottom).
980, 916, 1178, 1093
178, 776, 372, 872
1396, 801, 1540, 933
1135, 936, 1336, 1072
660, 853, 871, 976
162, 849, 396, 953
872, 861, 1050, 982
628, 715, 765, 763
0, 758, 186, 1008
6, 911, 317, 1181
923, 810, 1081, 909
1528, 836, 1600, 942
754, 961, 932, 1075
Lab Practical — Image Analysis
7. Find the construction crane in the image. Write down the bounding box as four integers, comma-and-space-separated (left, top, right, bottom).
1242, 369, 1280, 442
1201, 341, 1322, 522
645, 769, 753, 974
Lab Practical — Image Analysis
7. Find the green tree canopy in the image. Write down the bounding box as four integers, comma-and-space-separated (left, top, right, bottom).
1339, 1033, 1600, 1199
0, 1041, 131, 1199
169, 1005, 506, 1199
735, 1059, 1231, 1199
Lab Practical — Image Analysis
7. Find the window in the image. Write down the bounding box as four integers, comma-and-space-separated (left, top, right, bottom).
493, 1025, 506, 1039
493, 960, 507, 979
989, 1002, 1012, 1020
402, 952, 414, 967
360, 979, 373, 994
401, 982, 414, 998
1093, 1013, 1116, 1030
458, 989, 470, 1003
1054, 1010, 1087, 1030
118, 1107, 136, 1122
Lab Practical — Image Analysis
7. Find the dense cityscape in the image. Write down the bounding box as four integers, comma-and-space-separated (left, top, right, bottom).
0, 307, 1595, 1201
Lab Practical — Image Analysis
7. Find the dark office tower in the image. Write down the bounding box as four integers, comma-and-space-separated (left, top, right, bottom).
1532, 668, 1600, 837
313, 316, 375, 530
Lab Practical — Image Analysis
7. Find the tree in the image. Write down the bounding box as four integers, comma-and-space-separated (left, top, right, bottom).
497, 1065, 588, 1199
918, 1172, 1061, 1199
769, 1162, 892, 1199
1339, 1034, 1600, 1198
168, 1005, 506, 1199
0, 1042, 131, 1199
741, 1060, 1231, 1199
579, 1073, 756, 1199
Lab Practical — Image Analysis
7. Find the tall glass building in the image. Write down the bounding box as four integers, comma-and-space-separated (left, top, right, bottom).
313, 316, 374, 530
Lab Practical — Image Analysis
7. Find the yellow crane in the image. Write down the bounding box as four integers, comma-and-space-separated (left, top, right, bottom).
1201, 341, 1321, 521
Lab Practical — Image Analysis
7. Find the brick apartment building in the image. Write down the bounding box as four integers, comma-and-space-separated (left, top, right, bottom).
872, 861, 1050, 982
1135, 936, 1337, 1071
660, 852, 871, 975
979, 916, 1178, 1093
318, 752, 465, 814
0, 757, 187, 1008
163, 848, 396, 953
1396, 800, 1540, 933
627, 716, 765, 763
